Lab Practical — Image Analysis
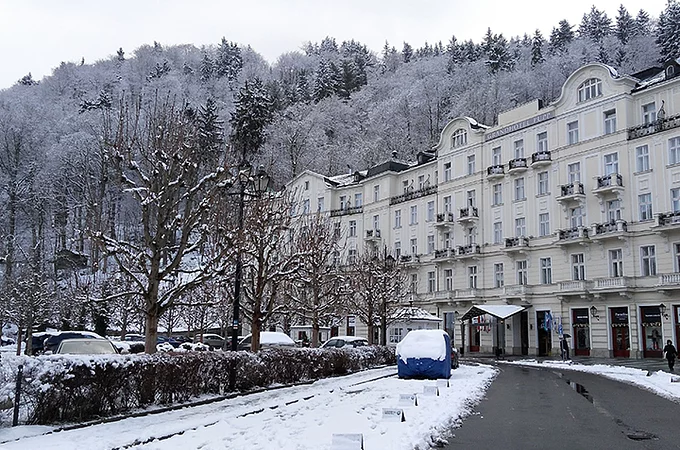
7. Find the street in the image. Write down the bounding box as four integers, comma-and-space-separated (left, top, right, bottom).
445, 364, 680, 450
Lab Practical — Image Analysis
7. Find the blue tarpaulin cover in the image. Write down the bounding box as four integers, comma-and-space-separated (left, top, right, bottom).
396, 330, 451, 379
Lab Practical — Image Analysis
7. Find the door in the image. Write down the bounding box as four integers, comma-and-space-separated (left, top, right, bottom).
537, 311, 552, 356
572, 308, 590, 356
640, 306, 663, 358
610, 307, 630, 358
676, 306, 680, 350
520, 311, 529, 356
469, 317, 481, 352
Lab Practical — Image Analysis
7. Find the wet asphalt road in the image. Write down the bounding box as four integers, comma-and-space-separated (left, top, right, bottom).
444, 364, 680, 450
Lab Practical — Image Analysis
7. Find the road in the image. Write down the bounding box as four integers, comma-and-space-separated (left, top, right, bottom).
445, 364, 680, 450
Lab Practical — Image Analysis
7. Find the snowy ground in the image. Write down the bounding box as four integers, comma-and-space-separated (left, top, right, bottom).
505, 359, 680, 402
0, 364, 498, 450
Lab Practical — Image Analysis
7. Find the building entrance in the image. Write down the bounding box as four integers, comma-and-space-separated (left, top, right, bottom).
610, 307, 630, 358
572, 308, 590, 356
640, 305, 662, 358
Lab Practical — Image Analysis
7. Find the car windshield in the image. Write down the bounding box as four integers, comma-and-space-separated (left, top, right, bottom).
58, 340, 117, 354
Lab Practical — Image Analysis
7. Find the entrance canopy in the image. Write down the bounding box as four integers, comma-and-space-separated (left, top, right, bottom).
460, 305, 528, 321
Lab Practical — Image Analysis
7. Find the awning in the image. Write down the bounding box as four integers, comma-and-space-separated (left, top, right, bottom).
460, 305, 528, 321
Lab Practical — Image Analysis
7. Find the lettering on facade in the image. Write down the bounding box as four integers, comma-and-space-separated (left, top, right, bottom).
485, 111, 555, 141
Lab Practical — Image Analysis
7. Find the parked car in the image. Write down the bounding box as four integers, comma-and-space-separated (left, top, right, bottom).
320, 336, 369, 349
56, 338, 119, 355
26, 332, 58, 354
157, 336, 181, 348
238, 332, 296, 351
122, 333, 145, 342
193, 333, 226, 349
43, 331, 106, 354
396, 329, 452, 379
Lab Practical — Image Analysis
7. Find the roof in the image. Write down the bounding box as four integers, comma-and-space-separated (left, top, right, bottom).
392, 306, 442, 322
460, 305, 527, 321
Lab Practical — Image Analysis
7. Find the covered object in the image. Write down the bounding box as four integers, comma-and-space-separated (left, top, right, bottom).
396, 329, 451, 379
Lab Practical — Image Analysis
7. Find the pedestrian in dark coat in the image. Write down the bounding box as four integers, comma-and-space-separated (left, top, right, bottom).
663, 340, 677, 372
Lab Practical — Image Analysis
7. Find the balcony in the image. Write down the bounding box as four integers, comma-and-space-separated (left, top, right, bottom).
531, 151, 552, 168
503, 284, 530, 299
593, 173, 624, 197
592, 277, 632, 295
364, 229, 381, 242
389, 185, 437, 206
434, 248, 455, 260
556, 182, 585, 204
457, 244, 481, 259
434, 212, 455, 228
507, 158, 528, 175
558, 280, 591, 296
503, 236, 529, 254
433, 290, 454, 302
486, 165, 505, 180
653, 211, 680, 232
590, 220, 627, 241
657, 273, 680, 292
627, 114, 680, 140
458, 206, 479, 224
330, 205, 363, 217
556, 226, 590, 245
454, 288, 478, 299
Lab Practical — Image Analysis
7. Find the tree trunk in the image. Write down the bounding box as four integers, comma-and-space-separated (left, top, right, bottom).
251, 308, 261, 352
311, 311, 320, 348
367, 323, 375, 345
144, 303, 159, 354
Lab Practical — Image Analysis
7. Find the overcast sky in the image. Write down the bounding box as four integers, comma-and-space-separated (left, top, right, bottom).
0, 0, 669, 90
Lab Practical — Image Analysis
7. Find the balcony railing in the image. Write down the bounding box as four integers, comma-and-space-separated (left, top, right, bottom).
627, 114, 680, 140
508, 158, 528, 172
592, 220, 627, 237
365, 229, 381, 239
459, 206, 479, 220
593, 277, 630, 290
504, 284, 527, 297
486, 165, 505, 178
389, 185, 437, 206
504, 236, 529, 249
330, 205, 364, 217
657, 211, 680, 227
558, 226, 589, 241
558, 280, 591, 292
658, 273, 680, 287
531, 151, 552, 166
399, 254, 420, 264
595, 173, 624, 190
436, 212, 455, 224
457, 244, 481, 257
558, 182, 585, 197
434, 248, 455, 259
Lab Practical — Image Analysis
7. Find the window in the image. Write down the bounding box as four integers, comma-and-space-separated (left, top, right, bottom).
334, 222, 341, 238
317, 197, 325, 212
394, 210, 401, 228
515, 217, 526, 237
607, 199, 622, 222
636, 145, 650, 172
540, 257, 552, 284
604, 110, 616, 135
492, 146, 502, 165
668, 66, 676, 78
493, 222, 503, 244
443, 232, 451, 249
514, 139, 524, 159
609, 249, 623, 277
444, 269, 453, 290
567, 121, 579, 145
537, 171, 549, 195
410, 205, 418, 225
468, 266, 478, 289
444, 162, 452, 182
572, 253, 585, 281
427, 201, 435, 222
304, 180, 309, 190
514, 177, 526, 201
494, 263, 504, 288
427, 271, 436, 293
642, 102, 656, 125
302, 199, 310, 214
577, 78, 602, 102
410, 238, 418, 255
348, 248, 357, 264
641, 245, 657, 276
492, 183, 502, 206
674, 243, 680, 272
427, 235, 435, 254
373, 185, 380, 202
452, 129, 467, 148
354, 193, 363, 207
569, 206, 584, 228
670, 137, 680, 165
410, 273, 418, 293
348, 220, 356, 237
467, 190, 476, 207
517, 260, 528, 285
418, 175, 426, 189
339, 195, 347, 210
467, 155, 476, 175
638, 193, 653, 221
402, 180, 409, 194
394, 242, 401, 258
373, 215, 380, 231
568, 162, 581, 183
466, 226, 476, 245
537, 132, 548, 153
672, 188, 680, 213
539, 213, 550, 237
604, 153, 618, 176
389, 327, 404, 344
443, 196, 452, 213
332, 250, 340, 266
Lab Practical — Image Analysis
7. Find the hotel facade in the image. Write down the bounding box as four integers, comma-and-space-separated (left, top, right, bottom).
287, 59, 680, 359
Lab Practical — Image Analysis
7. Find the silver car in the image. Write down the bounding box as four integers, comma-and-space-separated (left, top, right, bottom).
320, 336, 369, 349
56, 339, 119, 354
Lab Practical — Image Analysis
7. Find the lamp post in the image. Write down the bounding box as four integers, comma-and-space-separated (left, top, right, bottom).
380, 248, 396, 346
229, 164, 270, 388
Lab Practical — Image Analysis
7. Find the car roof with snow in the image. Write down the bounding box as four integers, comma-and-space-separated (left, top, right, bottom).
328, 336, 367, 341
241, 332, 295, 344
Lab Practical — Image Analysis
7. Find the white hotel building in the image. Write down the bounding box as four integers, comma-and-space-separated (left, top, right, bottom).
287, 59, 680, 359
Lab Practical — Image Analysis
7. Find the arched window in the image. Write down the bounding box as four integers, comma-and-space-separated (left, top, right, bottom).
451, 129, 468, 148
667, 66, 675, 79
577, 78, 602, 102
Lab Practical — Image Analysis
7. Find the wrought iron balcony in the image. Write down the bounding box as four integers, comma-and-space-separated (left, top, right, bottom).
593, 173, 624, 196
389, 185, 437, 206
458, 206, 479, 223
507, 158, 528, 174
531, 151, 552, 167
504, 236, 529, 252
591, 220, 627, 240
556, 182, 585, 203
434, 248, 455, 260
656, 211, 680, 228
330, 205, 363, 217
365, 229, 381, 241
627, 114, 680, 140
434, 212, 455, 227
486, 165, 505, 179
457, 244, 481, 258
557, 226, 589, 245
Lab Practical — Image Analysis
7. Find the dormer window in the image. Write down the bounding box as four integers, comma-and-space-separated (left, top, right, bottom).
577, 78, 602, 102
451, 129, 468, 148
667, 66, 675, 79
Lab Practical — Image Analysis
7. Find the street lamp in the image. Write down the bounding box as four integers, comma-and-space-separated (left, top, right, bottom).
659, 303, 669, 320
380, 249, 396, 345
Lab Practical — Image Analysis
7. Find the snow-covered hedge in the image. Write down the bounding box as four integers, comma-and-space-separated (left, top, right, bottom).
0, 346, 395, 425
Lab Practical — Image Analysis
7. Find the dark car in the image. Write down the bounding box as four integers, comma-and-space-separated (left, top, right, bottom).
27, 332, 58, 354
43, 331, 106, 354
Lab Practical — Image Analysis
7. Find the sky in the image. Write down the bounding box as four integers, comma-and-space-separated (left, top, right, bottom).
0, 0, 670, 90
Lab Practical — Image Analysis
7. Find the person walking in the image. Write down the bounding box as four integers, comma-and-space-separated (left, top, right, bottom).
560, 336, 570, 361
663, 339, 677, 372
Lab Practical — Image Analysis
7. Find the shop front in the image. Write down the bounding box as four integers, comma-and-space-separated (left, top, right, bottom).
610, 307, 630, 358
571, 308, 590, 356
640, 306, 662, 358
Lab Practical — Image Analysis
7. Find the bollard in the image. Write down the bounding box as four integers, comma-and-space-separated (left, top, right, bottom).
12, 364, 22, 427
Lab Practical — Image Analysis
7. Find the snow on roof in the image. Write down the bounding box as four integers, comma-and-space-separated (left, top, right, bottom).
392, 306, 442, 322
602, 64, 619, 78
461, 305, 526, 321
330, 336, 367, 342
256, 332, 296, 345
636, 70, 666, 89
464, 116, 490, 129
396, 329, 448, 362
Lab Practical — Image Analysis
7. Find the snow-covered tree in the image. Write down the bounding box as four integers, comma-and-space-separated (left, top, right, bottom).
615, 5, 635, 45
656, 0, 680, 62
531, 30, 545, 66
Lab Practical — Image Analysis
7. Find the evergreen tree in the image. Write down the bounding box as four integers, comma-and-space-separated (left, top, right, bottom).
531, 29, 545, 66
216, 38, 243, 82
579, 6, 612, 43
200, 52, 214, 82
319, 36, 339, 55
461, 40, 481, 62
17, 73, 37, 86
230, 78, 274, 158
402, 42, 413, 63
656, 0, 680, 62
196, 97, 224, 164
484, 31, 514, 73
549, 20, 574, 55
116, 47, 125, 62
615, 4, 635, 45
296, 70, 312, 103
634, 9, 651, 35
313, 59, 339, 102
